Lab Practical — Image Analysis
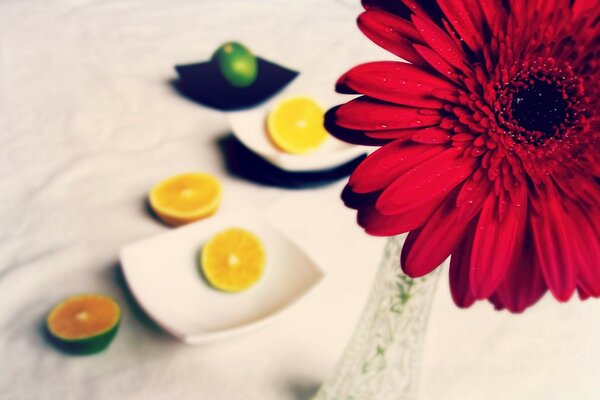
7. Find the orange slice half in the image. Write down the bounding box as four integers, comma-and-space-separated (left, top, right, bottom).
46, 294, 120, 354
267, 96, 329, 154
149, 173, 222, 227
200, 228, 266, 292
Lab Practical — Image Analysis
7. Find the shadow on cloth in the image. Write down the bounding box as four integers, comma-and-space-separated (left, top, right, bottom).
284, 380, 321, 400
216, 134, 365, 189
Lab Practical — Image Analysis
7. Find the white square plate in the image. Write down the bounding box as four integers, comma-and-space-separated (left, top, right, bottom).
120, 211, 324, 344
227, 73, 368, 172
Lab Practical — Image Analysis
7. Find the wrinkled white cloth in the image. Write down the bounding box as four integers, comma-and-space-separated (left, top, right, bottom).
1, 1, 599, 399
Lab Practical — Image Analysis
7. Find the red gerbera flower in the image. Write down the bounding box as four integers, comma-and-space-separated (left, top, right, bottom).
329, 0, 600, 312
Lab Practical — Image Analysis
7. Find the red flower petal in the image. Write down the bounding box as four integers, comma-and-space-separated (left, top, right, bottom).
455, 172, 493, 221
565, 203, 600, 297
530, 187, 577, 301
413, 44, 460, 84
364, 128, 421, 141
358, 194, 445, 236
358, 10, 427, 66
553, 170, 600, 208
325, 106, 394, 146
401, 191, 478, 277
411, 126, 452, 144
493, 243, 547, 313
487, 293, 506, 311
411, 15, 467, 70
337, 62, 453, 108
376, 147, 476, 215
349, 141, 446, 193
469, 186, 527, 299
480, 0, 506, 33
578, 286, 593, 301
449, 223, 477, 308
572, 0, 597, 17
437, 0, 485, 51
491, 224, 547, 313
399, 0, 445, 24
335, 97, 442, 131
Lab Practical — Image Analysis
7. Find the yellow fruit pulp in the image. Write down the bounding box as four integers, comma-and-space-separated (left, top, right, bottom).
201, 228, 266, 292
267, 96, 329, 154
149, 173, 222, 227
47, 294, 120, 340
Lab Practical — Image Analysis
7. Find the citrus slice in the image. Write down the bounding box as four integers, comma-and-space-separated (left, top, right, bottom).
149, 173, 222, 227
200, 228, 266, 292
267, 96, 329, 154
46, 294, 121, 355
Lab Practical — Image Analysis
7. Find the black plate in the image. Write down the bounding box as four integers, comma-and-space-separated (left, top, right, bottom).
174, 58, 299, 111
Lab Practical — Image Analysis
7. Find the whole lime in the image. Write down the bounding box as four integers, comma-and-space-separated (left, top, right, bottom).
212, 42, 258, 88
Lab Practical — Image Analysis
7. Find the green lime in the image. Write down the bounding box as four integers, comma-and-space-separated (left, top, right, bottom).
212, 41, 258, 88
45, 294, 121, 355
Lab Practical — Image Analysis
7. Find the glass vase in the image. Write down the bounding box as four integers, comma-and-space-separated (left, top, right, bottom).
313, 235, 441, 400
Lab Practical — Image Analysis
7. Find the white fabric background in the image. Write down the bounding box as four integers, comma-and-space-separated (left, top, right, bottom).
1, 1, 599, 399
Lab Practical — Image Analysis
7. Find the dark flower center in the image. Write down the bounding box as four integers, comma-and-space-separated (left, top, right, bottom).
510, 81, 567, 137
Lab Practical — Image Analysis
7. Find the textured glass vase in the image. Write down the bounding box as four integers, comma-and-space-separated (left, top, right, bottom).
313, 235, 441, 400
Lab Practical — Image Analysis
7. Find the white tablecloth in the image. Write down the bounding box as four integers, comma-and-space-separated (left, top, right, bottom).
1, 1, 599, 399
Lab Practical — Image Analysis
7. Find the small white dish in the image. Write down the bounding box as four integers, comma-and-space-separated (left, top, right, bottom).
120, 210, 324, 344
227, 75, 368, 172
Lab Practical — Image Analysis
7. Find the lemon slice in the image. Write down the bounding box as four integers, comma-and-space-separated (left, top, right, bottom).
149, 173, 222, 227
46, 294, 121, 354
201, 228, 266, 292
267, 96, 329, 154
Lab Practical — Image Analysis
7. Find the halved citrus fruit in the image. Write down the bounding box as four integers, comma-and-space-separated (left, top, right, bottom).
46, 294, 121, 355
149, 173, 222, 227
267, 96, 329, 154
200, 228, 266, 292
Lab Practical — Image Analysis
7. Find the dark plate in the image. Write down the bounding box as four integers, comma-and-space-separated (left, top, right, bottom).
174, 58, 299, 111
